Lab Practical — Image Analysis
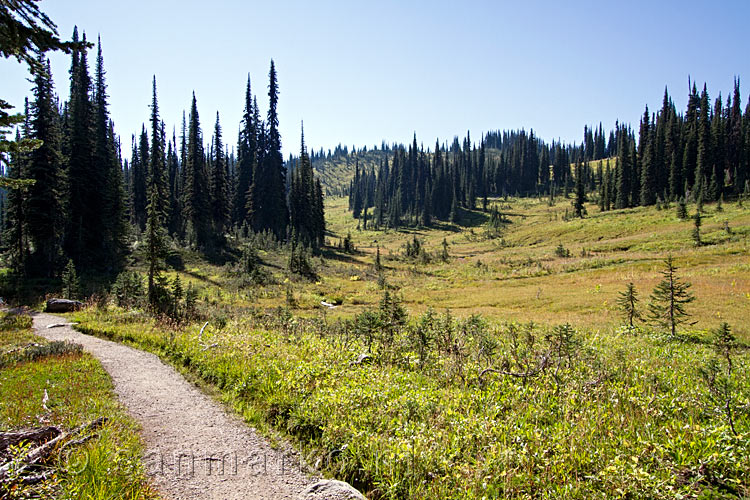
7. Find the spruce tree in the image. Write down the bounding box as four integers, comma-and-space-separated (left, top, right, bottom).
640, 124, 657, 206
183, 93, 210, 247
4, 102, 31, 274
573, 159, 586, 217
617, 282, 641, 327
210, 112, 229, 245
249, 60, 287, 239
148, 76, 169, 223
145, 186, 167, 309
647, 255, 695, 337
65, 30, 102, 268
233, 76, 256, 227
94, 36, 127, 270
615, 136, 631, 209
692, 210, 702, 246
25, 55, 63, 277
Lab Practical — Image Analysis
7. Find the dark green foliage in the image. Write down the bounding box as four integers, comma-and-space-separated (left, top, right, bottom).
183, 93, 211, 247
342, 231, 355, 253
289, 125, 325, 248
209, 112, 229, 245
94, 37, 128, 269
248, 61, 287, 239
692, 210, 702, 246
25, 54, 63, 278
404, 235, 422, 259
111, 270, 144, 308
288, 238, 316, 279
572, 159, 586, 217
647, 255, 695, 337
440, 237, 449, 262
676, 197, 688, 219
233, 76, 257, 227
148, 77, 169, 226
699, 322, 741, 436
145, 187, 168, 310
61, 258, 79, 299
0, 0, 83, 71
342, 80, 750, 227
616, 282, 640, 327
374, 244, 382, 270
554, 243, 570, 258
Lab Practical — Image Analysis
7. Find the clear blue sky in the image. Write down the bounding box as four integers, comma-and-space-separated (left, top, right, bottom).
3, 0, 750, 160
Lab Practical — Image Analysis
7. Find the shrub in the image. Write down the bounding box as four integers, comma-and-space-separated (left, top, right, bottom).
111, 271, 144, 309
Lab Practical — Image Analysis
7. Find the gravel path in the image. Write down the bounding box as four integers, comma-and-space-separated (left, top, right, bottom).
33, 311, 317, 500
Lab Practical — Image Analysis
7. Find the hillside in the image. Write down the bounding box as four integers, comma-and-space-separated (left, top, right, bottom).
309, 148, 391, 194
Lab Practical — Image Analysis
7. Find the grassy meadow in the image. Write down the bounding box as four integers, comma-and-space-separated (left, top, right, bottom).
65, 195, 750, 498
0, 312, 157, 499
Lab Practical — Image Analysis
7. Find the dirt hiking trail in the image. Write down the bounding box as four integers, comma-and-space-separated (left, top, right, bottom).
33, 311, 318, 500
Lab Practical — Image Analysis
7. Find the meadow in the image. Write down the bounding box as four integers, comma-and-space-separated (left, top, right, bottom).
67, 195, 749, 498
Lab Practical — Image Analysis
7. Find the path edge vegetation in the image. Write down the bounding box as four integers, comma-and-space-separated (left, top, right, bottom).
0, 311, 158, 499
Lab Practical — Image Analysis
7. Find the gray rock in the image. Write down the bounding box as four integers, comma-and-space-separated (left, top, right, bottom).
349, 353, 373, 366
45, 298, 83, 313
298, 480, 365, 500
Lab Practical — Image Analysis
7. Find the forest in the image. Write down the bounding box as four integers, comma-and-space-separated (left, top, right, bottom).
345, 82, 749, 228
1, 2, 749, 499
1, 27, 324, 303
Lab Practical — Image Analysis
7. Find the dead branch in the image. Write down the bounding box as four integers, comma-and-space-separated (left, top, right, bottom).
0, 417, 107, 482
198, 321, 209, 342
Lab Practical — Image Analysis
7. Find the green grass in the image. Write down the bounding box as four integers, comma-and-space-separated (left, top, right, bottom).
72, 305, 750, 499
0, 312, 157, 499
76, 194, 750, 498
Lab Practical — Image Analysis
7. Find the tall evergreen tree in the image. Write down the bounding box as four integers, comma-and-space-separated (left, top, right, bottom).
248, 60, 287, 239
65, 30, 103, 268
93, 36, 127, 269
183, 93, 210, 247
148, 76, 169, 222
25, 54, 63, 277
210, 112, 229, 244
234, 76, 256, 227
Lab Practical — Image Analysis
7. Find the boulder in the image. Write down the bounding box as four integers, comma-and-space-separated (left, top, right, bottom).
298, 480, 365, 500
349, 353, 373, 366
45, 298, 83, 313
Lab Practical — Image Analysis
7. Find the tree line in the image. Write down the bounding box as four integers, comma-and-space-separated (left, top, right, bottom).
2, 28, 325, 281
345, 80, 750, 227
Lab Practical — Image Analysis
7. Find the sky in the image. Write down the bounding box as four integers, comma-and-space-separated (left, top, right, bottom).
3, 0, 750, 160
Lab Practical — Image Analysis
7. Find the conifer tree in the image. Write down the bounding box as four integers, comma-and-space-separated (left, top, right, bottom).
25, 54, 63, 277
617, 282, 641, 327
3, 101, 31, 274
94, 36, 127, 269
640, 123, 657, 206
65, 30, 102, 268
148, 76, 169, 223
573, 159, 586, 217
692, 210, 702, 246
234, 76, 256, 226
210, 112, 229, 244
145, 186, 168, 309
615, 135, 631, 209
648, 255, 695, 337
183, 93, 210, 247
131, 126, 149, 229
248, 60, 287, 239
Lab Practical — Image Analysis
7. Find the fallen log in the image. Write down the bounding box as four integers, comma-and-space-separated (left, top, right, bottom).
0, 426, 61, 459
0, 417, 107, 482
